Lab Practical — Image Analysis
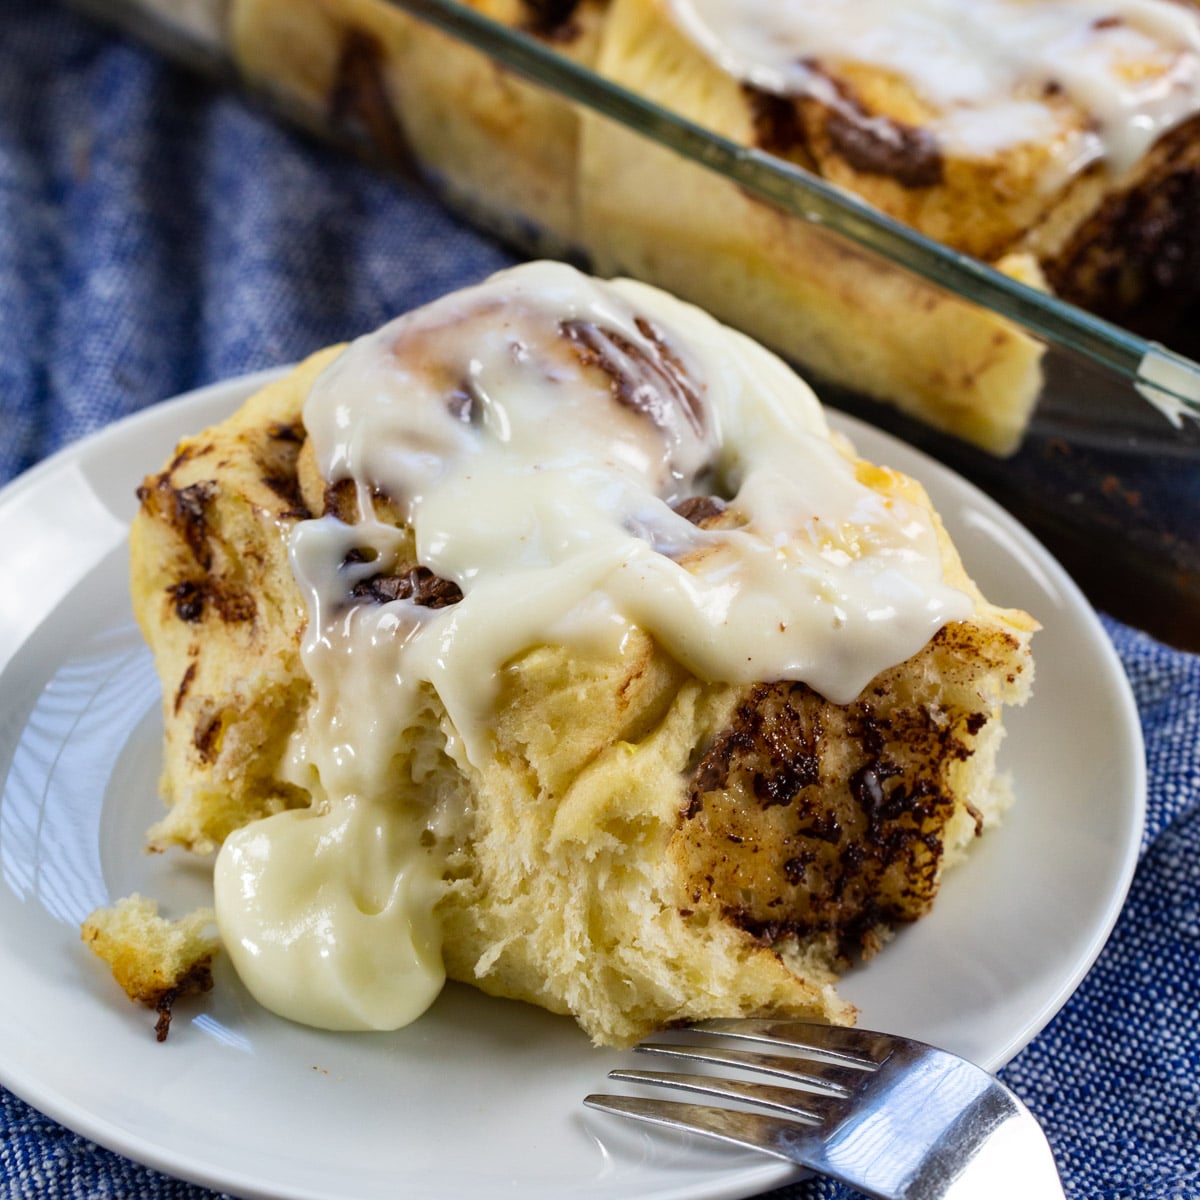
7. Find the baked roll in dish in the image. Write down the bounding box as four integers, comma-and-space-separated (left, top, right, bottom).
115, 263, 1035, 1045
220, 0, 1200, 453
229, 0, 607, 252
582, 0, 1200, 451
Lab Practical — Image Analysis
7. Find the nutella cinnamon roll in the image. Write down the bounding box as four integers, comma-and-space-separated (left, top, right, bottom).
112, 263, 1035, 1044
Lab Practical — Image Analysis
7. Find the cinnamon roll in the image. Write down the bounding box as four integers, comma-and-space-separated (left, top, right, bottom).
113, 263, 1035, 1044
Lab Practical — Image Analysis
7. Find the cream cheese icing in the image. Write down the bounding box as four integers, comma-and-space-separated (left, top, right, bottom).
214, 262, 973, 1031
667, 0, 1200, 182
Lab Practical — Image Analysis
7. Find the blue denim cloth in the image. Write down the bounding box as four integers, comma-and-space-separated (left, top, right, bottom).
1, 4, 1198, 1198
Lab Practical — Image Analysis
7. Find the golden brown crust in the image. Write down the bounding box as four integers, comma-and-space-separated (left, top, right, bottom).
130, 348, 342, 852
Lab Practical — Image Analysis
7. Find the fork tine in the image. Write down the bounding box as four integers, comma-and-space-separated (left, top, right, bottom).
692, 1018, 895, 1064
636, 1040, 868, 1096
607, 1068, 826, 1121
582, 1094, 820, 1166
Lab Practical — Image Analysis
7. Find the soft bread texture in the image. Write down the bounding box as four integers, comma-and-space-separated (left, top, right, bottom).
123, 339, 1035, 1045
218, 0, 1200, 452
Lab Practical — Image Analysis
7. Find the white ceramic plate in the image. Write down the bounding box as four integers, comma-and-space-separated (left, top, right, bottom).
0, 372, 1145, 1200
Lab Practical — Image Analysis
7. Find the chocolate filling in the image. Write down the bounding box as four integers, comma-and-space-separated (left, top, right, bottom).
672, 495, 727, 526
825, 108, 944, 189
679, 659, 981, 959
745, 64, 944, 190
327, 27, 418, 173
561, 316, 706, 436
520, 0, 584, 40
351, 565, 463, 608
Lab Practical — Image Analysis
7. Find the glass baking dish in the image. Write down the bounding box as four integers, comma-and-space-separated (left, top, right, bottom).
66, 0, 1200, 646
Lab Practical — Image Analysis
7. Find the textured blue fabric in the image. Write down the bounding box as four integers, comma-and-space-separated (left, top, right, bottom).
1, 3, 1197, 1198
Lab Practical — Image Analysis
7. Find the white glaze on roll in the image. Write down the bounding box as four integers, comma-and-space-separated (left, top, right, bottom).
669, 0, 1200, 181
215, 262, 973, 1031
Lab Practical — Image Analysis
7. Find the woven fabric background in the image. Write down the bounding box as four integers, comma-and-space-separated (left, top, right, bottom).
1, 3, 1197, 1197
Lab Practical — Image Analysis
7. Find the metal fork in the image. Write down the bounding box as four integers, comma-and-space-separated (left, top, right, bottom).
584, 1018, 1065, 1199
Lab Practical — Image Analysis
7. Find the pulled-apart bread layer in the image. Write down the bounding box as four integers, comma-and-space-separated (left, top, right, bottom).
221, 0, 1200, 452
129, 346, 1034, 1045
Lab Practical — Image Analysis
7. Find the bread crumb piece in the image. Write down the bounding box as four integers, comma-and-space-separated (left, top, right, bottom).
81, 894, 219, 1041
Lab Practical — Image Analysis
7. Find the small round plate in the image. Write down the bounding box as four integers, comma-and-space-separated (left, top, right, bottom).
0, 371, 1144, 1200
